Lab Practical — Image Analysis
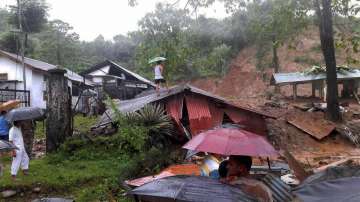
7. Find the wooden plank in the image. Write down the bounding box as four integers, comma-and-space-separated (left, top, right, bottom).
312, 82, 316, 97
293, 84, 297, 100
287, 113, 336, 140
314, 158, 351, 173
281, 150, 312, 182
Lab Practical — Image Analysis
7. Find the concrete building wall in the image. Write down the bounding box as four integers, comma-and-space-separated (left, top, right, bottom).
31, 71, 46, 108
0, 56, 45, 108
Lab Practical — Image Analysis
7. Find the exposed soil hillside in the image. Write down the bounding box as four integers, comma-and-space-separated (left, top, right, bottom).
190, 28, 360, 169
191, 28, 358, 107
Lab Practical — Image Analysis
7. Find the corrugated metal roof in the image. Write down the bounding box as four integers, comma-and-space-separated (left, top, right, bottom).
271, 70, 360, 85
0, 50, 56, 71
185, 95, 211, 120
0, 50, 93, 86
81, 60, 155, 87
287, 113, 336, 140
185, 95, 212, 135
65, 69, 94, 86
261, 174, 293, 202
108, 60, 155, 87
166, 95, 184, 124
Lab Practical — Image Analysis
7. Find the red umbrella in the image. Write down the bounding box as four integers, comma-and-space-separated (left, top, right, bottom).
183, 128, 278, 157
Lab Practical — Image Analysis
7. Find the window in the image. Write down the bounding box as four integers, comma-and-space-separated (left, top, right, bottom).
0, 73, 8, 81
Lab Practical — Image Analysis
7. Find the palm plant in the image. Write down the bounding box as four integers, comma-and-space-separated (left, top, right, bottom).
125, 104, 174, 148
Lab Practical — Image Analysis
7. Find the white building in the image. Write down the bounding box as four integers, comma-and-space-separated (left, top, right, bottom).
0, 50, 93, 109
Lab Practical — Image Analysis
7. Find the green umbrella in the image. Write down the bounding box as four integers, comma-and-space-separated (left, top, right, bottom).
148, 57, 167, 64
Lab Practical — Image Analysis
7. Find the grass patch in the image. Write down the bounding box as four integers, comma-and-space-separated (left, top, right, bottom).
0, 134, 182, 201
73, 115, 98, 134
1, 106, 181, 201
1, 142, 130, 201
34, 115, 98, 139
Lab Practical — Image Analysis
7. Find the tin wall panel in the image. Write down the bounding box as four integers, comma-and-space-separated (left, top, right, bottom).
185, 95, 212, 135
208, 102, 224, 127
225, 107, 267, 136
165, 95, 184, 125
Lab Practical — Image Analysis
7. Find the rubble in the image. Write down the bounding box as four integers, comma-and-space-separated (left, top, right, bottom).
336, 120, 360, 147
32, 138, 46, 159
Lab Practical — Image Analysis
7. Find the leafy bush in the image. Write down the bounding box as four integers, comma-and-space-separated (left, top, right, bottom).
107, 101, 175, 152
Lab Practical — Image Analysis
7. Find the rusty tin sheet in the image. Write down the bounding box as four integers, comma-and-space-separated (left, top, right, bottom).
287, 113, 336, 140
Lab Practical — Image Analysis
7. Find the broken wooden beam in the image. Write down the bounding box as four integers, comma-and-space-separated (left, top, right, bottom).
293, 84, 297, 100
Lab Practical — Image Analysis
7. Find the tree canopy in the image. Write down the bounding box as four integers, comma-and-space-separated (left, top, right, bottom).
0, 0, 359, 82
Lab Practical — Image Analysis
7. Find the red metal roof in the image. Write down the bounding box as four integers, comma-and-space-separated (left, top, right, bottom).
185, 95, 213, 135
166, 95, 184, 125
208, 102, 224, 128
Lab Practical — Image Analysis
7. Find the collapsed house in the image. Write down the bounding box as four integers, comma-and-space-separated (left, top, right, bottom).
98, 84, 274, 138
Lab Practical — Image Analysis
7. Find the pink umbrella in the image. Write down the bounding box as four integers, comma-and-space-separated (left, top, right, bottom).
183, 128, 278, 157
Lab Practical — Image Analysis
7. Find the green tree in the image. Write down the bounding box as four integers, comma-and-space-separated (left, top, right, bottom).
8, 0, 48, 33
0, 8, 10, 33
36, 20, 81, 68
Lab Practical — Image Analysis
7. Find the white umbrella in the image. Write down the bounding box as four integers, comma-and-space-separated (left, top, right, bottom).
148, 57, 167, 64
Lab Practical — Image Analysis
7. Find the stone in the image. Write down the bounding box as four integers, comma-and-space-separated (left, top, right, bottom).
1, 190, 17, 198
33, 187, 41, 193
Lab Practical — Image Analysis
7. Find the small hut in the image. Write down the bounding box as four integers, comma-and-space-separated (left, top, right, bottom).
81, 60, 155, 100
270, 69, 360, 99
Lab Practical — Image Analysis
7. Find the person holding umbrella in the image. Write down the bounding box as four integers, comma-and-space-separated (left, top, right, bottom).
9, 121, 29, 181
0, 111, 9, 141
182, 128, 279, 202
149, 57, 169, 96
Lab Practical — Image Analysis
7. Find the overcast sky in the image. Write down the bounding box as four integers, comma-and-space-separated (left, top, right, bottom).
0, 0, 227, 41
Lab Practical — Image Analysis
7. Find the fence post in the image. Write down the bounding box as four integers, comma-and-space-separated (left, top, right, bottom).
46, 69, 73, 153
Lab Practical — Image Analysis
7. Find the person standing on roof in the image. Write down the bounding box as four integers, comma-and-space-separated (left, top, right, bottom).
0, 111, 9, 141
9, 121, 29, 181
154, 60, 169, 96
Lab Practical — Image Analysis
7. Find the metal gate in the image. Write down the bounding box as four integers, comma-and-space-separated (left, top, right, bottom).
0, 89, 30, 107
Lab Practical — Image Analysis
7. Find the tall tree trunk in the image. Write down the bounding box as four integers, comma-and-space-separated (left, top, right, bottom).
272, 34, 280, 93
315, 0, 341, 121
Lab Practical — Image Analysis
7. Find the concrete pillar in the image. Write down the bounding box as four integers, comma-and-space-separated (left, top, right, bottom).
46, 69, 72, 153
